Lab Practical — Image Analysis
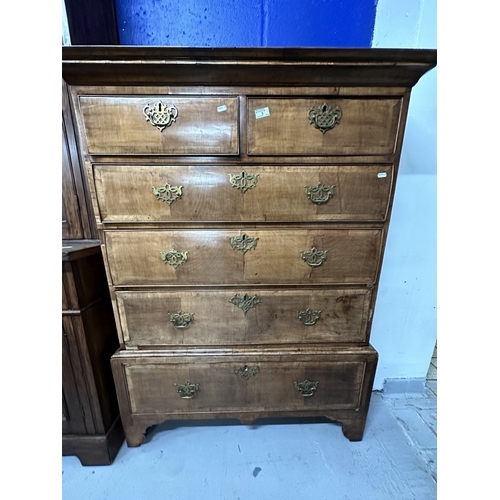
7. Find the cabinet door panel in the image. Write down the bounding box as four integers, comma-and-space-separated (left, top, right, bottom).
62, 320, 87, 435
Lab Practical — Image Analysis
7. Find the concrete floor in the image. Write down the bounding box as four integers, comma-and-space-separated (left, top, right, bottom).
62, 381, 437, 499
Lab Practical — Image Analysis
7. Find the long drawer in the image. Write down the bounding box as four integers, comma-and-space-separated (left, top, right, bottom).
93, 164, 394, 223
78, 96, 239, 155
247, 98, 402, 156
104, 228, 383, 286
115, 288, 373, 348
111, 347, 378, 416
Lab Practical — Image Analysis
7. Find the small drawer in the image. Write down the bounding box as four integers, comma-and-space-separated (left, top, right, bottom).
247, 98, 402, 156
112, 348, 377, 416
104, 228, 383, 286
78, 96, 239, 155
93, 164, 394, 223
115, 288, 373, 348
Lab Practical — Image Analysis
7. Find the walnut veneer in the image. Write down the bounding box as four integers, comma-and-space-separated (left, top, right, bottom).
62, 47, 436, 447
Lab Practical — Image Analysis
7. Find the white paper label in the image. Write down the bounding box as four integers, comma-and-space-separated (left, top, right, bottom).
217, 105, 227, 113
377, 172, 388, 178
255, 107, 270, 119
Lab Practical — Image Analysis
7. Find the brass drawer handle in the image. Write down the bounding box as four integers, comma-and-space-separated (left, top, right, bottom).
229, 171, 259, 193
152, 182, 183, 205
143, 102, 178, 132
307, 103, 342, 134
305, 182, 334, 205
295, 379, 319, 397
174, 382, 199, 399
229, 293, 262, 314
233, 365, 259, 380
297, 308, 322, 326
230, 234, 259, 254
169, 310, 194, 328
300, 247, 328, 267
160, 248, 188, 269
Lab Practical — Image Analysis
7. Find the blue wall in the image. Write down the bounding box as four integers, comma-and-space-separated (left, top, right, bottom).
115, 0, 377, 47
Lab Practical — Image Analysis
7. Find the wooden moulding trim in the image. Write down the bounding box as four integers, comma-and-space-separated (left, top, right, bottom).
62, 46, 436, 63
111, 345, 378, 359
62, 47, 437, 88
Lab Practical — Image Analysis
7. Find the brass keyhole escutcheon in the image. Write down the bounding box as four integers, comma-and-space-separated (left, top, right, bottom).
230, 234, 259, 254
307, 103, 342, 134
160, 248, 188, 269
152, 182, 183, 205
229, 171, 259, 193
233, 365, 259, 380
143, 102, 178, 132
229, 293, 262, 314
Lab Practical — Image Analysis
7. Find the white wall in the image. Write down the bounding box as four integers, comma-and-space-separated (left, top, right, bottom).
371, 0, 437, 389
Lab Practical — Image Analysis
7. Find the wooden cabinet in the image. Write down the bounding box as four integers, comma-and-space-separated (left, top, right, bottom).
62, 47, 436, 447
62, 241, 124, 465
62, 81, 97, 241
63, 80, 124, 464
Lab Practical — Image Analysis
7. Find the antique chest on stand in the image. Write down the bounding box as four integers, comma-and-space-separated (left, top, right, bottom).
62, 47, 436, 447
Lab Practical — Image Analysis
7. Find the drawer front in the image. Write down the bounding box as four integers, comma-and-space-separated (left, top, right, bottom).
119, 355, 368, 415
247, 98, 402, 156
116, 288, 372, 347
104, 229, 383, 286
79, 96, 239, 155
94, 164, 394, 223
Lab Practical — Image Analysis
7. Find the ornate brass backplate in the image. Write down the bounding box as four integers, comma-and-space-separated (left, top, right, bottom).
229, 171, 259, 193
230, 234, 259, 254
233, 365, 259, 380
300, 247, 328, 267
229, 293, 262, 314
294, 379, 319, 397
305, 182, 335, 205
174, 382, 199, 399
297, 308, 322, 326
152, 182, 183, 205
169, 310, 194, 328
143, 102, 178, 132
307, 103, 342, 134
160, 248, 188, 269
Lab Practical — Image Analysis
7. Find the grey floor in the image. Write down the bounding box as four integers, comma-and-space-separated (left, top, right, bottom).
62, 373, 437, 499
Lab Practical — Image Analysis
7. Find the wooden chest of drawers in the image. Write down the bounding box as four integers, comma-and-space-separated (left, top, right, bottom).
63, 47, 436, 447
